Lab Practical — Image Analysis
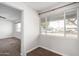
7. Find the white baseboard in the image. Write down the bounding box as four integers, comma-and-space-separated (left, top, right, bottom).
24, 45, 67, 56
21, 46, 39, 56
39, 46, 67, 56
26, 46, 39, 53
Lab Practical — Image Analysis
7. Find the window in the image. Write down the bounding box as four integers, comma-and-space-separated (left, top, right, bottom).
41, 12, 64, 36
40, 8, 78, 39
16, 23, 21, 32
65, 9, 77, 38
46, 19, 64, 36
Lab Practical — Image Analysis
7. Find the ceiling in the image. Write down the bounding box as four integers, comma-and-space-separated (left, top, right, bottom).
0, 2, 74, 22
0, 3, 21, 23
25, 2, 73, 13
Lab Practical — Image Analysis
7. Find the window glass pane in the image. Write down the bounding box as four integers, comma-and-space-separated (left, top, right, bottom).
43, 12, 64, 36
47, 13, 64, 36
65, 8, 77, 38
16, 23, 21, 32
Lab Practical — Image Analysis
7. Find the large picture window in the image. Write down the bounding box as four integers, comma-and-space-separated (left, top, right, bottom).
40, 8, 78, 39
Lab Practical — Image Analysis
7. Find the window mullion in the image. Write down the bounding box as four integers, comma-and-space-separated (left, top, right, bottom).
64, 11, 66, 39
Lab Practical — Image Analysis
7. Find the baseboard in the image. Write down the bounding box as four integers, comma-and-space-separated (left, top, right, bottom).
26, 46, 39, 53
39, 46, 67, 56
21, 46, 38, 56
25, 45, 67, 56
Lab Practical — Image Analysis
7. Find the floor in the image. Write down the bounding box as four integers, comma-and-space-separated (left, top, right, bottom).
0, 37, 21, 56
27, 47, 62, 56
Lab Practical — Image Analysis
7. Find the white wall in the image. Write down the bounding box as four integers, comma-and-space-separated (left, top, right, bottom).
39, 35, 79, 56
0, 19, 13, 39
23, 7, 40, 54
4, 2, 40, 56
14, 32, 21, 39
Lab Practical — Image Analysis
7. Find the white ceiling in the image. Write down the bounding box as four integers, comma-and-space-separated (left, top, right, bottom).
25, 2, 73, 13
0, 2, 73, 22
0, 3, 21, 22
